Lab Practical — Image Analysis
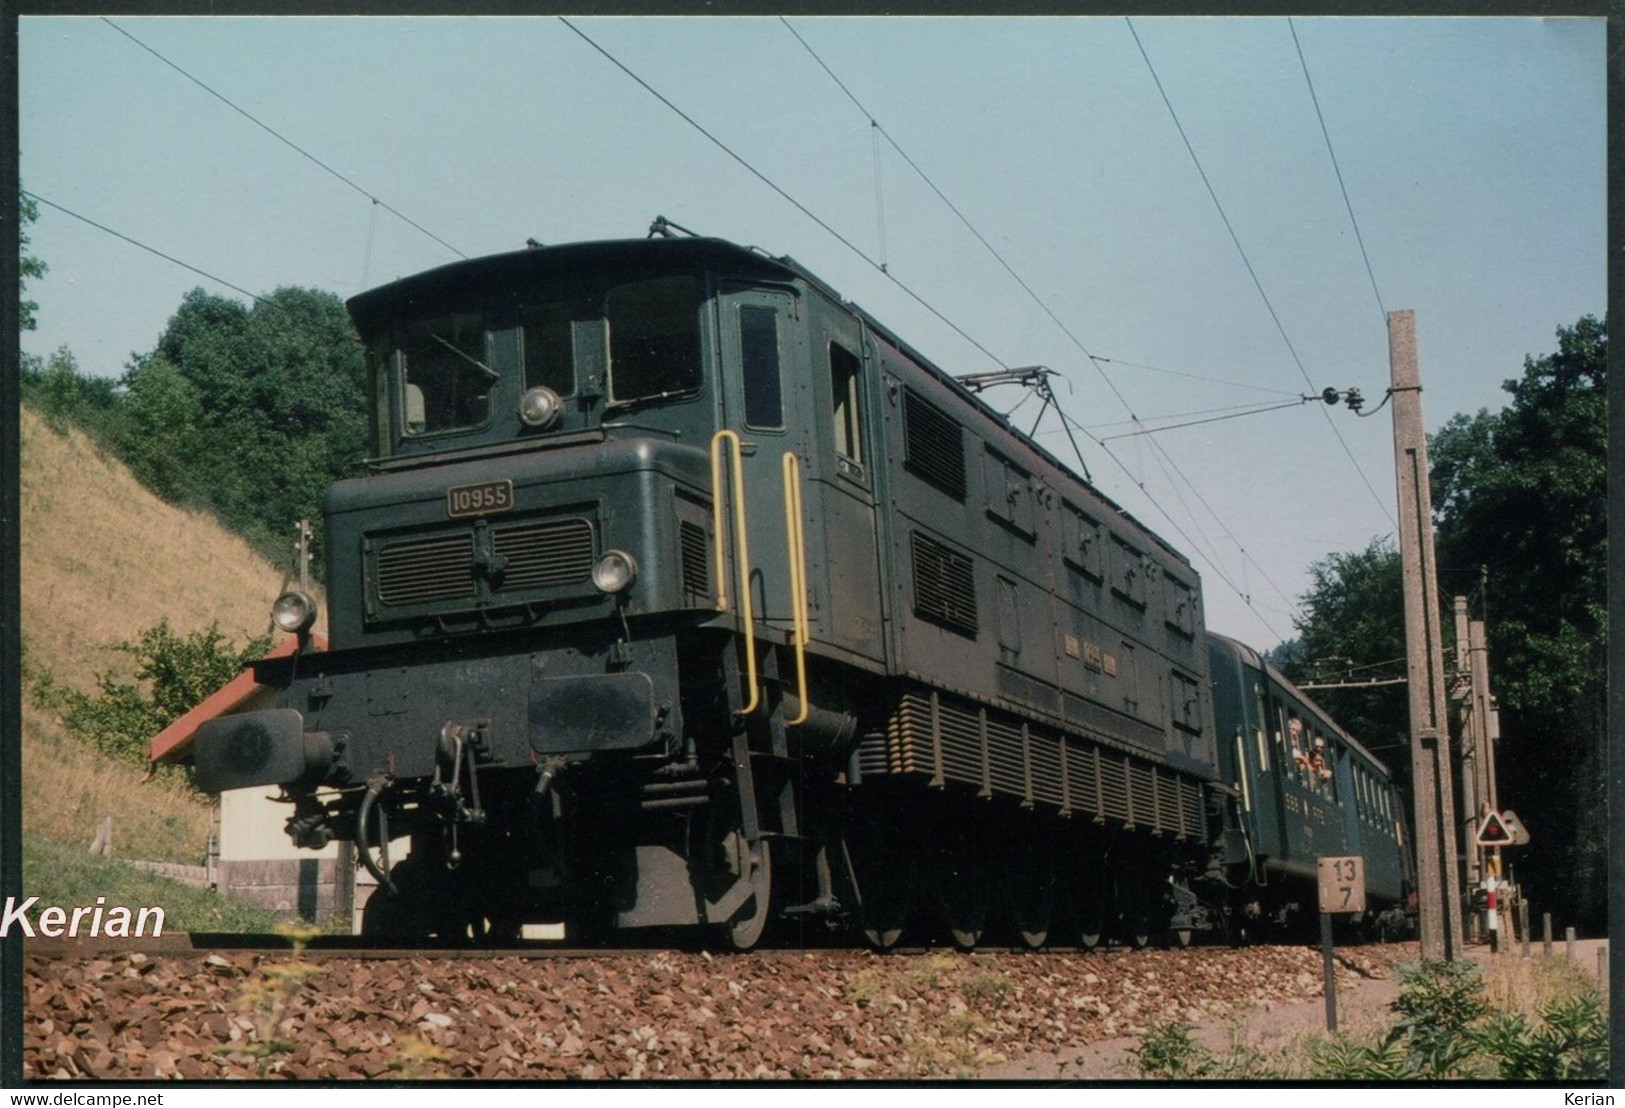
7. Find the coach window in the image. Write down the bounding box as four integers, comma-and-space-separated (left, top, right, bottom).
521, 301, 575, 398
401, 311, 493, 437
829, 341, 864, 466
606, 274, 701, 405
740, 305, 784, 429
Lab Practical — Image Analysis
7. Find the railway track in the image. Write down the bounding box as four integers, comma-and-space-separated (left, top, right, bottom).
25, 932, 1159, 959
23, 936, 1413, 1080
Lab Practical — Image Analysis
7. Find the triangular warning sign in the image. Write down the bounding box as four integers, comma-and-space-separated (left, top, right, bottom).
1477, 810, 1513, 846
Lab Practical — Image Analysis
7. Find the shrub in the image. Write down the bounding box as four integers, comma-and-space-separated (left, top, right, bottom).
58, 619, 271, 774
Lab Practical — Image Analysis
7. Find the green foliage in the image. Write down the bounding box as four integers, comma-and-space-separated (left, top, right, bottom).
1308, 959, 1607, 1081
1475, 993, 1608, 1081
20, 186, 46, 332
1281, 537, 1410, 774
21, 835, 283, 934
116, 285, 369, 570
1388, 959, 1489, 1076
1132, 1023, 1280, 1080
1134, 1023, 1214, 1078
1310, 1034, 1421, 1080
20, 346, 125, 438
57, 619, 271, 772
1288, 317, 1607, 926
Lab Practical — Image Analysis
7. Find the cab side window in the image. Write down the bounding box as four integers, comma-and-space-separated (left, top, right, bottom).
829, 341, 863, 465
740, 305, 783, 429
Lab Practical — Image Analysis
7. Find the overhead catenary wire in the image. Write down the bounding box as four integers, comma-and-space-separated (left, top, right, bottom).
783, 17, 1307, 638
558, 16, 1010, 373
101, 17, 467, 262
1096, 396, 1313, 443
1288, 17, 1387, 325
26, 190, 269, 305
1124, 17, 1396, 530
1048, 397, 1311, 436
1089, 356, 1302, 397
24, 190, 364, 350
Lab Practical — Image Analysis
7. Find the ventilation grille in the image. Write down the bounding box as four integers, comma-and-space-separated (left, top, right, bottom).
903, 389, 967, 501
491, 519, 594, 591
876, 689, 1206, 841
679, 521, 709, 598
377, 534, 476, 606
375, 518, 594, 608
912, 531, 977, 636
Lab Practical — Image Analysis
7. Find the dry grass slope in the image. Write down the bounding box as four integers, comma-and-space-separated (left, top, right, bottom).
20, 405, 290, 694
20, 405, 301, 861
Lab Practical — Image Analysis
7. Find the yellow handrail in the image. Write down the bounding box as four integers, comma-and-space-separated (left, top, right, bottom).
781, 451, 810, 726
709, 430, 759, 716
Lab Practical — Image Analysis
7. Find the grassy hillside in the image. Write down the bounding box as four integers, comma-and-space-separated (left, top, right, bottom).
19, 404, 296, 864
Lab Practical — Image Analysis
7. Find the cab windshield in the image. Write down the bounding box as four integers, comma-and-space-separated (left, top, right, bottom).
401, 312, 495, 437
375, 269, 705, 447
606, 274, 701, 404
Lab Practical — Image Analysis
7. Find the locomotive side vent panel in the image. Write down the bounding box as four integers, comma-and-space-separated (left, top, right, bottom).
911, 531, 979, 637
376, 533, 477, 606
490, 519, 595, 591
679, 520, 710, 599
1028, 728, 1065, 807
902, 388, 967, 501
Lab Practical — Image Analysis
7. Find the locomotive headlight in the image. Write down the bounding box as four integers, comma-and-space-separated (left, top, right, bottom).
518, 385, 563, 430
271, 590, 319, 634
592, 550, 638, 594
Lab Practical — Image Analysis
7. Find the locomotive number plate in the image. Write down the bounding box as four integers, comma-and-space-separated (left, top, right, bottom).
446, 479, 515, 518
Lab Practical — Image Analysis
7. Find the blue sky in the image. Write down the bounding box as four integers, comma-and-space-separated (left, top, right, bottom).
18, 15, 1605, 650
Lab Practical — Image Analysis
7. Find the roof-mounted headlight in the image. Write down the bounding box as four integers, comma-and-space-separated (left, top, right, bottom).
271, 590, 319, 634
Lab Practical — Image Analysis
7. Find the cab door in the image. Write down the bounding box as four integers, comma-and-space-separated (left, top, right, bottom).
803, 307, 886, 662
715, 283, 804, 626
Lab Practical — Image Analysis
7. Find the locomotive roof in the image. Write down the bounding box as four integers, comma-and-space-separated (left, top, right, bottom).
347, 236, 797, 331
1206, 632, 1396, 780
348, 235, 1190, 570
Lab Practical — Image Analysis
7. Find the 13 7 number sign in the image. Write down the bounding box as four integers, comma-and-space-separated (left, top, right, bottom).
1317, 855, 1367, 914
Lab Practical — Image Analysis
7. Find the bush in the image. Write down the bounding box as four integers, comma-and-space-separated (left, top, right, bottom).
57, 619, 271, 775
1309, 959, 1607, 1081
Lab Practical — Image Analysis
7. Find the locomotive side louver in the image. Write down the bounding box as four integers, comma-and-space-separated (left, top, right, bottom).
881, 689, 1206, 841
903, 389, 967, 501
911, 531, 978, 637
679, 521, 709, 599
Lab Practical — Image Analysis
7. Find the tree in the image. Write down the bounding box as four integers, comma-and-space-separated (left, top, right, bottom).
120, 285, 369, 568
19, 187, 46, 333
1289, 317, 1607, 929
1281, 538, 1411, 777
1429, 315, 1607, 928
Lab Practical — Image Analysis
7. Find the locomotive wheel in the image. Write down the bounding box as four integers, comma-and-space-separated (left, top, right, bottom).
843, 806, 916, 951
1010, 844, 1055, 950
1116, 874, 1154, 949
931, 825, 995, 951
359, 859, 432, 939
1069, 878, 1109, 950
715, 830, 774, 952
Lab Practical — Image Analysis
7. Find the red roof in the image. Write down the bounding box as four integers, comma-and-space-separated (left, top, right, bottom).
147, 633, 327, 765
